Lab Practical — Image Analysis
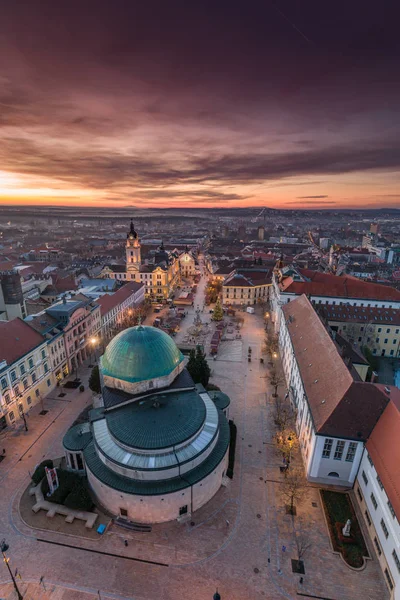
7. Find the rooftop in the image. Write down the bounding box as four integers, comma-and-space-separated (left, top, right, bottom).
318, 304, 400, 326
366, 386, 400, 519
0, 318, 45, 367
280, 268, 400, 302
106, 389, 206, 450
282, 295, 388, 440
97, 281, 143, 316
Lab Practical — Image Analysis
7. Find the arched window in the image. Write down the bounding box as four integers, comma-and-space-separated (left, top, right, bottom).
328, 472, 339, 478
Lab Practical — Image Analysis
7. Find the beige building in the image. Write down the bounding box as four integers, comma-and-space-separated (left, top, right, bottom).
223, 269, 272, 306
101, 221, 180, 300
0, 318, 55, 430
178, 247, 197, 278
318, 304, 400, 358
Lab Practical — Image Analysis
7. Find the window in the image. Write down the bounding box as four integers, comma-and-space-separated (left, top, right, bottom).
375, 338, 380, 343
365, 510, 371, 526
387, 500, 396, 519
334, 440, 345, 460
5, 393, 11, 405
179, 505, 188, 516
367, 454, 374, 467
322, 438, 333, 458
35, 389, 40, 397
371, 493, 378, 509
44, 363, 49, 373
386, 328, 390, 334
47, 379, 51, 387
381, 519, 389, 539
384, 338, 388, 344
10, 370, 16, 382
328, 472, 339, 477
384, 568, 393, 591
377, 475, 384, 490
31, 373, 36, 383
20, 364, 25, 375
374, 537, 382, 556
41, 349, 46, 360
362, 471, 368, 486
357, 487, 363, 501
120, 508, 128, 517
346, 442, 357, 462
9, 410, 15, 421
1, 378, 7, 390
23, 379, 28, 390
27, 396, 32, 405
378, 328, 382, 333
28, 357, 34, 369
392, 550, 400, 573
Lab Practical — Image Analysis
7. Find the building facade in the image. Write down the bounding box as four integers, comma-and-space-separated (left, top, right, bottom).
355, 390, 400, 599
223, 270, 272, 306
178, 248, 197, 278
26, 313, 69, 382
0, 318, 55, 430
97, 281, 145, 343
101, 221, 181, 300
278, 294, 388, 487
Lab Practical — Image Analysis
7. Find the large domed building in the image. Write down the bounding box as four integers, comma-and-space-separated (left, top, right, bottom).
63, 325, 230, 523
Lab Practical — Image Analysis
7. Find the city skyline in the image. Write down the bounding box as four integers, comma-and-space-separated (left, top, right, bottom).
1, 0, 400, 210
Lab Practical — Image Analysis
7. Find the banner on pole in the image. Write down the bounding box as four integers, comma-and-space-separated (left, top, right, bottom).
45, 467, 59, 496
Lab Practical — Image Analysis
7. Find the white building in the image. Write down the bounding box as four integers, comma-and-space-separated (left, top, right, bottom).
355, 388, 400, 598
271, 266, 400, 333
279, 294, 389, 487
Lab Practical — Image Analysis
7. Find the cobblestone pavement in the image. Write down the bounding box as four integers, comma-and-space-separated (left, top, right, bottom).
0, 270, 389, 600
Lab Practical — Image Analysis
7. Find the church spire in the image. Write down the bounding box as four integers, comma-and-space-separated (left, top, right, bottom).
128, 219, 137, 239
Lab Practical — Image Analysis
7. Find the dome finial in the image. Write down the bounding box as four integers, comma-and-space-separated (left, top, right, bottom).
137, 315, 143, 330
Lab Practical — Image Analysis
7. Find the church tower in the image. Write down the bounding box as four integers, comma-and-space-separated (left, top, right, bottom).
126, 220, 141, 273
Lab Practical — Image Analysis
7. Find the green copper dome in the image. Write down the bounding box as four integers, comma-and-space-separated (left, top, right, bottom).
101, 325, 184, 384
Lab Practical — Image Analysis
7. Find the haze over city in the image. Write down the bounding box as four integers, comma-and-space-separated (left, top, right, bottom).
0, 0, 399, 210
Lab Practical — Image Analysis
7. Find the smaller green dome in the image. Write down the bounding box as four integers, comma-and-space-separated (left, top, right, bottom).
101, 325, 184, 384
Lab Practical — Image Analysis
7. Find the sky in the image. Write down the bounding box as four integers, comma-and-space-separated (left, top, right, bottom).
0, 0, 400, 210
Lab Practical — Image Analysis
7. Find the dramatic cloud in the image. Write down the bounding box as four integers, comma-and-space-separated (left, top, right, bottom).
0, 0, 399, 207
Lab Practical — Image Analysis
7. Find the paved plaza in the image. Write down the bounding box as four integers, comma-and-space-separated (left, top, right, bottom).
0, 264, 389, 600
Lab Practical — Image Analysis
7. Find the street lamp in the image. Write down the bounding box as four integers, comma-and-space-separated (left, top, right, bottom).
1, 540, 24, 600
213, 590, 221, 600
17, 396, 28, 432
90, 337, 98, 364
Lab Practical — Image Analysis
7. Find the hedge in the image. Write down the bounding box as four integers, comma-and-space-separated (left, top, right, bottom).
64, 483, 93, 511
31, 459, 54, 485
41, 468, 81, 504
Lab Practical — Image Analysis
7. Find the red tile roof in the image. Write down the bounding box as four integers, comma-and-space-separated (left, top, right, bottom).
0, 318, 45, 366
280, 269, 400, 302
366, 386, 400, 519
97, 282, 143, 316
282, 295, 388, 439
318, 304, 400, 326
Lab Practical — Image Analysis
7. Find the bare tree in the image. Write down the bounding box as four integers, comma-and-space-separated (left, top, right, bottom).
281, 469, 306, 515
265, 333, 279, 360
268, 368, 285, 398
295, 530, 312, 561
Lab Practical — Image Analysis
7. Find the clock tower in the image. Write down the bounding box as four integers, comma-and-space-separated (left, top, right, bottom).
126, 220, 141, 274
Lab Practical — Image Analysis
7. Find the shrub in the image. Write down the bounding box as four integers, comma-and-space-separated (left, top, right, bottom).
64, 483, 93, 511
88, 365, 101, 394
79, 384, 85, 392
31, 459, 54, 485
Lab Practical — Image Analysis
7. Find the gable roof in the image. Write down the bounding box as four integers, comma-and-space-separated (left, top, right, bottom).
280, 269, 400, 302
0, 318, 45, 366
97, 282, 144, 316
366, 386, 400, 519
282, 295, 388, 440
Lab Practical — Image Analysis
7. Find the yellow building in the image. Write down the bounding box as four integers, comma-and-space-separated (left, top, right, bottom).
178, 247, 197, 278
223, 270, 272, 306
101, 221, 180, 300
318, 304, 400, 358
0, 318, 55, 430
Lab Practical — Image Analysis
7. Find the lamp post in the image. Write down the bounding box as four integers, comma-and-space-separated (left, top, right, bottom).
90, 337, 98, 364
213, 590, 221, 600
1, 540, 24, 600
17, 397, 28, 432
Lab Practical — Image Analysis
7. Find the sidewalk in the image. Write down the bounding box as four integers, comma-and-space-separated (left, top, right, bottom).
0, 581, 133, 600
0, 361, 94, 479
